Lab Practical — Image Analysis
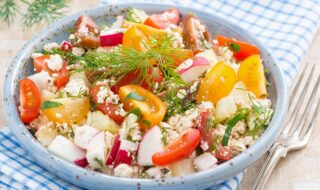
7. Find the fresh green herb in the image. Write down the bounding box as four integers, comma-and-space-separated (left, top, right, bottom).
195, 146, 204, 155
83, 34, 186, 90
126, 8, 149, 23
94, 157, 103, 167
142, 120, 151, 127
41, 101, 63, 110
21, 0, 68, 28
206, 116, 215, 133
222, 108, 249, 146
125, 92, 145, 101
229, 43, 240, 52
126, 108, 142, 120
163, 87, 196, 121
0, 0, 18, 26
42, 47, 83, 65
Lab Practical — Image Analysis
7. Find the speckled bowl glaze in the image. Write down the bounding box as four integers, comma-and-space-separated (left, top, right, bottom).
3, 2, 288, 190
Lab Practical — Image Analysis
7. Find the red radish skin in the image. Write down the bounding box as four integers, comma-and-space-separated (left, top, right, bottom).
113, 149, 132, 167
177, 57, 210, 83
100, 33, 124, 47
74, 157, 89, 167
105, 135, 121, 165
60, 41, 73, 52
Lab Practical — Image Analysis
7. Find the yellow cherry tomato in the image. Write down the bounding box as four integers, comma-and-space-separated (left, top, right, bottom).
43, 97, 90, 124
123, 21, 166, 36
118, 85, 166, 129
122, 26, 149, 52
196, 61, 236, 104
237, 55, 268, 98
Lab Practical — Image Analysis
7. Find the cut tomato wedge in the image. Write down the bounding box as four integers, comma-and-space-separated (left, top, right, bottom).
90, 85, 125, 124
19, 78, 41, 123
215, 146, 234, 161
237, 55, 268, 98
152, 128, 201, 166
144, 8, 180, 29
118, 85, 166, 129
216, 35, 260, 61
74, 15, 100, 49
32, 55, 69, 89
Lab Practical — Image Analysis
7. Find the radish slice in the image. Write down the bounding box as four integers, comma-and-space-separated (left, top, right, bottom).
60, 41, 73, 52
105, 135, 121, 165
28, 71, 50, 92
100, 30, 124, 47
177, 57, 210, 83
74, 157, 89, 167
111, 16, 124, 29
113, 149, 132, 167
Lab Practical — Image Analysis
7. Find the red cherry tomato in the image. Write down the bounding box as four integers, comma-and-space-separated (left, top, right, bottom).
144, 8, 180, 29
152, 128, 201, 166
33, 55, 69, 89
216, 35, 260, 61
90, 85, 125, 124
19, 79, 41, 123
197, 109, 215, 145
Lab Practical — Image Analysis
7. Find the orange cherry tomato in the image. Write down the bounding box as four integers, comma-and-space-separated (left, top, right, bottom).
33, 55, 69, 89
19, 78, 41, 123
196, 61, 236, 104
152, 128, 201, 166
216, 35, 260, 61
122, 26, 149, 52
144, 8, 180, 29
237, 55, 268, 98
90, 85, 125, 124
172, 49, 194, 66
118, 85, 166, 129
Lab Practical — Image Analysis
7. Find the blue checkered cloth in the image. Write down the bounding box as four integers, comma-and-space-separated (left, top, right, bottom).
1, 0, 320, 189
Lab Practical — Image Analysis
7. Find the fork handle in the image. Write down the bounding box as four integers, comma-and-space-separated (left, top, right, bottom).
251, 143, 286, 190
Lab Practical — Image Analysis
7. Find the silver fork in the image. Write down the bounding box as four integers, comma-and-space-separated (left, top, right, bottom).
252, 61, 320, 190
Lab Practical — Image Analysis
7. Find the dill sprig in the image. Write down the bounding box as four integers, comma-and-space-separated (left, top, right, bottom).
83, 34, 186, 87
0, 0, 18, 26
21, 0, 68, 28
41, 47, 83, 65
0, 0, 68, 28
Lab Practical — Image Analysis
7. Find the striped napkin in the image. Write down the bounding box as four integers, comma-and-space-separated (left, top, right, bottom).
1, 0, 319, 189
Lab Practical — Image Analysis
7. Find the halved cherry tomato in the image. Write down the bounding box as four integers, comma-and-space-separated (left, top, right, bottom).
216, 35, 260, 61
90, 85, 125, 124
237, 55, 267, 98
123, 21, 166, 36
123, 26, 148, 51
215, 146, 234, 161
19, 79, 41, 123
74, 15, 100, 49
111, 67, 164, 94
182, 14, 212, 53
152, 128, 201, 166
196, 61, 236, 104
144, 8, 180, 29
118, 85, 166, 129
32, 55, 69, 89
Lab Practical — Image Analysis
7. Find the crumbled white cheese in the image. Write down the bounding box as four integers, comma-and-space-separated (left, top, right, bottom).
189, 81, 199, 93
31, 52, 43, 59
72, 47, 85, 56
197, 101, 214, 110
96, 86, 119, 104
64, 78, 89, 97
215, 124, 227, 137
229, 138, 246, 152
193, 152, 217, 171
46, 54, 63, 71
174, 109, 199, 134
120, 114, 142, 141
114, 164, 133, 178
43, 42, 59, 51
200, 140, 209, 151
145, 167, 163, 179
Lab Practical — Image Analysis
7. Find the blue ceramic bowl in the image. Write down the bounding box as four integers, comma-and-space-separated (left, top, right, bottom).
3, 2, 288, 190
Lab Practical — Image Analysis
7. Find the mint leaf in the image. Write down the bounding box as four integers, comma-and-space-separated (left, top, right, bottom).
142, 120, 151, 127
125, 92, 145, 101
94, 157, 103, 167
126, 108, 142, 119
41, 101, 63, 111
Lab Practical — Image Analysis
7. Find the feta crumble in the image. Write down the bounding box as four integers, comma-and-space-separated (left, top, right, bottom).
114, 164, 133, 178
43, 42, 59, 51
46, 54, 63, 71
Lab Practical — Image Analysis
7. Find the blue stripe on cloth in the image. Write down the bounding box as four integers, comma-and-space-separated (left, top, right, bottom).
1, 0, 320, 190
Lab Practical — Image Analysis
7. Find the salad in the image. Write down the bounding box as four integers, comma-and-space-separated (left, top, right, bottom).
18, 8, 273, 178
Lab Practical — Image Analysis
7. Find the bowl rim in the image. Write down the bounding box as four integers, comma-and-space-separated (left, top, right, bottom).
3, 2, 288, 188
